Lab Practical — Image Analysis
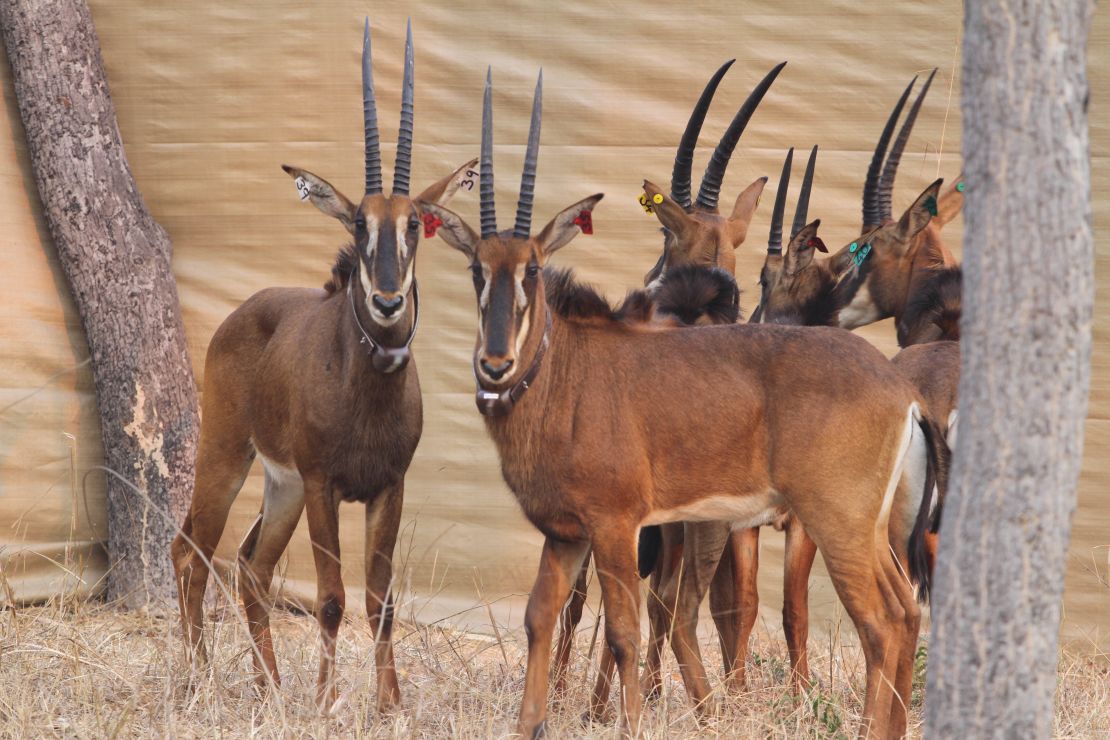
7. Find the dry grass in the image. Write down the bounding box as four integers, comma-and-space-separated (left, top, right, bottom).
1, 590, 1107, 739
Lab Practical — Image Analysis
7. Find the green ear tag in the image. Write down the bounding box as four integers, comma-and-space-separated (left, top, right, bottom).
923, 196, 938, 217
853, 243, 872, 267
849, 242, 859, 253
956, 181, 966, 193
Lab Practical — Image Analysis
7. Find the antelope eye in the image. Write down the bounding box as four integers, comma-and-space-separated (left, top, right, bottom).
407, 217, 420, 232
525, 262, 539, 279
355, 216, 367, 231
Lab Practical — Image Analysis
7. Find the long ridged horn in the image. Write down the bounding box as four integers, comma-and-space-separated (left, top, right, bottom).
862, 76, 915, 228
513, 70, 542, 238
696, 61, 787, 212
768, 148, 793, 254
791, 145, 818, 239
479, 68, 497, 238
877, 68, 936, 221
671, 60, 735, 211
362, 18, 383, 195
392, 20, 415, 196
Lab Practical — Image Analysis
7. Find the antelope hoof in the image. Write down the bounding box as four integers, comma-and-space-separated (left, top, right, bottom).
581, 707, 613, 726
517, 720, 547, 738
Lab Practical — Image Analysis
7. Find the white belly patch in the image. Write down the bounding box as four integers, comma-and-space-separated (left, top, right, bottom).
642, 490, 784, 530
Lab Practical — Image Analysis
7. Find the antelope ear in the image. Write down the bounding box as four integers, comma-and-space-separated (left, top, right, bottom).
536, 194, 605, 257
784, 219, 824, 276
728, 176, 768, 247
933, 175, 965, 229
421, 202, 480, 260
894, 178, 944, 247
642, 180, 693, 241
414, 157, 480, 207
281, 165, 358, 234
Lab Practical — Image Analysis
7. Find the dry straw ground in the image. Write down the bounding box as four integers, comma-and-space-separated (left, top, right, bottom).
1, 582, 1107, 739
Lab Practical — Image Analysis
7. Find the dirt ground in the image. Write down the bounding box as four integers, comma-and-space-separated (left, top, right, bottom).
0, 593, 1107, 739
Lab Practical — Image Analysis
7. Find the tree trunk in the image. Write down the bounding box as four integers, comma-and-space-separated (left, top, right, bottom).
1, 0, 199, 608
925, 1, 1094, 736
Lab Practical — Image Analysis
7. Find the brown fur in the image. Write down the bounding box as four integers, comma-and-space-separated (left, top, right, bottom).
170, 159, 476, 714
426, 196, 937, 739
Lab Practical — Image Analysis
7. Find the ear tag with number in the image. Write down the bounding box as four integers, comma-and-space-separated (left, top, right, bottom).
294, 176, 310, 201
956, 181, 966, 193
638, 193, 655, 214
923, 195, 938, 217
806, 236, 828, 253
456, 168, 479, 192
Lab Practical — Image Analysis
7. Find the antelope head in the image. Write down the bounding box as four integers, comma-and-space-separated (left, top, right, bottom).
642, 61, 784, 288
754, 73, 946, 328
423, 70, 601, 395
281, 20, 476, 331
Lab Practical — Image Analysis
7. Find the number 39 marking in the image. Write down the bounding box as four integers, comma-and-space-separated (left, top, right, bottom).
294, 176, 311, 201
457, 169, 479, 192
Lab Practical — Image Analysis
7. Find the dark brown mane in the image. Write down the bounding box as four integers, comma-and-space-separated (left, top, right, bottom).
324, 245, 358, 295
653, 265, 740, 325
544, 267, 654, 324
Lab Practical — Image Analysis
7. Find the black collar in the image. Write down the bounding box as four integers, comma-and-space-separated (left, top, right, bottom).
347, 265, 419, 374
475, 310, 552, 417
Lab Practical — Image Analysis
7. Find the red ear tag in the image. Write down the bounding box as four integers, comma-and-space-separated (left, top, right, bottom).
574, 210, 593, 235
423, 212, 443, 238
806, 237, 828, 253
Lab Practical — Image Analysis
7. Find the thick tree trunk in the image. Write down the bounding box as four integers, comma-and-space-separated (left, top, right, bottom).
1, 0, 199, 608
925, 1, 1094, 736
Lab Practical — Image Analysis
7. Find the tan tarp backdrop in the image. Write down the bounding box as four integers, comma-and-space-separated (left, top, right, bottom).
2, 1, 1107, 648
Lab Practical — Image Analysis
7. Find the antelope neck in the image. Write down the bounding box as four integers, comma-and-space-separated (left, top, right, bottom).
347, 262, 419, 374
475, 310, 552, 417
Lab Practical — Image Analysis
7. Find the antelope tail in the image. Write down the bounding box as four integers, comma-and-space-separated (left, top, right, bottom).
908, 414, 951, 604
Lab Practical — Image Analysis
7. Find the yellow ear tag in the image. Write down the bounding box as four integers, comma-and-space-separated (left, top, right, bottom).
638, 193, 654, 214
652, 193, 664, 205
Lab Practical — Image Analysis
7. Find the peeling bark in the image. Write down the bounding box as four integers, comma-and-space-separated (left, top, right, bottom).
1, 0, 199, 608
925, 0, 1094, 736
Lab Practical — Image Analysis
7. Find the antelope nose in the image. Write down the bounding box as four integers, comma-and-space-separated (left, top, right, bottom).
371, 293, 403, 317
481, 358, 514, 380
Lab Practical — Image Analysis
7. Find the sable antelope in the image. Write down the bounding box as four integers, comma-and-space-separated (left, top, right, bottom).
425, 69, 944, 740
170, 20, 476, 712
751, 71, 963, 335
550, 60, 783, 712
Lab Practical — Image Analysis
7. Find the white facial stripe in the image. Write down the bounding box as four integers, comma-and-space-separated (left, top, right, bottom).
479, 265, 492, 309
360, 218, 379, 296
515, 265, 528, 308
838, 281, 881, 328
515, 306, 531, 356
396, 215, 410, 259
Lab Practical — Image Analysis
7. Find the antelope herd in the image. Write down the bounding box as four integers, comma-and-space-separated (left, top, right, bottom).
172, 19, 965, 739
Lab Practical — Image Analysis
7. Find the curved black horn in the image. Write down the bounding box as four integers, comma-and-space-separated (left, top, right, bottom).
696, 61, 787, 212
479, 67, 497, 238
767, 147, 793, 254
877, 68, 936, 221
513, 70, 543, 238
392, 20, 415, 196
791, 145, 818, 240
362, 18, 383, 195
671, 59, 735, 211
862, 76, 915, 229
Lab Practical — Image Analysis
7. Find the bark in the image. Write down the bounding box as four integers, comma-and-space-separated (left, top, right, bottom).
1, 0, 199, 608
925, 1, 1094, 737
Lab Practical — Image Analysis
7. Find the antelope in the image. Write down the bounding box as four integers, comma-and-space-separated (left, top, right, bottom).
170, 20, 476, 713
424, 67, 945, 740
551, 59, 784, 713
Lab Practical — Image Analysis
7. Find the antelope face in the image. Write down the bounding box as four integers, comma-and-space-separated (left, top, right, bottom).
282, 158, 479, 328
827, 179, 945, 327
351, 196, 421, 326
641, 178, 765, 289
424, 194, 603, 386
